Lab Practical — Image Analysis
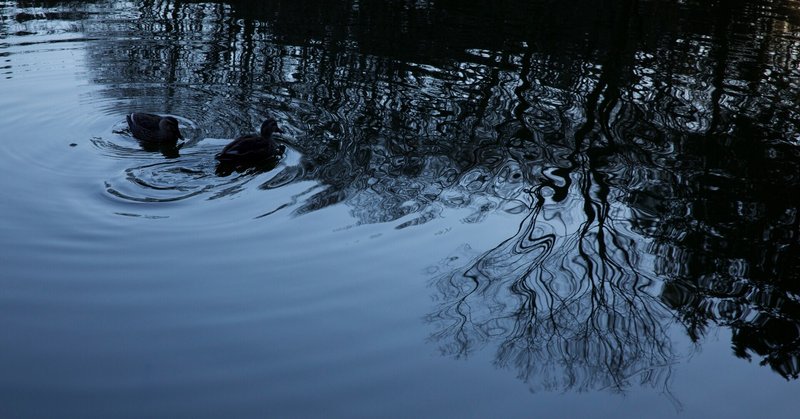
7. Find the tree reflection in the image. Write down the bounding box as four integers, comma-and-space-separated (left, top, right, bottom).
418, 0, 800, 393
29, 0, 800, 390
426, 0, 682, 394
426, 200, 678, 394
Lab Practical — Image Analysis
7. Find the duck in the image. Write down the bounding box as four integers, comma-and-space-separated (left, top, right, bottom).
215, 118, 286, 166
126, 112, 184, 143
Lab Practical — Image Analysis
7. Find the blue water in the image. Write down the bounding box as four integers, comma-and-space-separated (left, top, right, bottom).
1, 1, 799, 417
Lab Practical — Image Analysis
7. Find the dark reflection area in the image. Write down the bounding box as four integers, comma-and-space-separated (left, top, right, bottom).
642, 129, 800, 380
137, 139, 182, 158
215, 155, 281, 177
121, 134, 185, 158
11, 0, 800, 393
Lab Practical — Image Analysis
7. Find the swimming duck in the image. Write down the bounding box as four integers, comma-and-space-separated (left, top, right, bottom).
126, 113, 184, 143
215, 118, 286, 165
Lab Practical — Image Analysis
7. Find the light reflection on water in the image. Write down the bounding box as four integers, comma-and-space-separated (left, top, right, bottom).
2, 0, 800, 417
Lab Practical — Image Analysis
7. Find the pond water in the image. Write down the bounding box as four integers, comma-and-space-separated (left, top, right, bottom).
2, 0, 800, 417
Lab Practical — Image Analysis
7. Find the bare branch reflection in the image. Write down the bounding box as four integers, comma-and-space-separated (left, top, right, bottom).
425, 157, 680, 395
14, 0, 800, 391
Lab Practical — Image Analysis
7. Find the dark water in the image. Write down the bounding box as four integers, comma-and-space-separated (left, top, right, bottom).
2, 0, 799, 417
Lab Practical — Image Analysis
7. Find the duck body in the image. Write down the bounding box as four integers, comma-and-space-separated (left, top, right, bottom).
215, 118, 285, 165
126, 113, 183, 143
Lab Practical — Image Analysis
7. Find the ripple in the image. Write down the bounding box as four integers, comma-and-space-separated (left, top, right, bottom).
98, 117, 302, 204
104, 159, 216, 203
92, 116, 201, 158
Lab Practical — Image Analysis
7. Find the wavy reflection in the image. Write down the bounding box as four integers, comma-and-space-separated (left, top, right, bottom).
426, 200, 677, 394
8, 0, 800, 392
635, 129, 800, 380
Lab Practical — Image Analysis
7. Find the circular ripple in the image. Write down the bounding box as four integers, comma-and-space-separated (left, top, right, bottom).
103, 137, 300, 203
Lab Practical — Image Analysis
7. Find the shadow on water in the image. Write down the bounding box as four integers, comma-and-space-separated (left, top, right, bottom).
6, 0, 800, 395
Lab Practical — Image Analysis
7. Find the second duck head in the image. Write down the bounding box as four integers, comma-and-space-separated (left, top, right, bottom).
160, 116, 184, 140
260, 118, 284, 138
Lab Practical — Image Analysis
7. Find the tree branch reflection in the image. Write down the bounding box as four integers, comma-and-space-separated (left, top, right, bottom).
427, 198, 678, 394
25, 0, 800, 389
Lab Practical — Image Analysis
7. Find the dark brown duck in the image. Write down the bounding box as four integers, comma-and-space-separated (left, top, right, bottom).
215, 118, 286, 165
126, 113, 183, 143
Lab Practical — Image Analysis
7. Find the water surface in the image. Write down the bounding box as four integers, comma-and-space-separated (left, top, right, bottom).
1, 0, 799, 417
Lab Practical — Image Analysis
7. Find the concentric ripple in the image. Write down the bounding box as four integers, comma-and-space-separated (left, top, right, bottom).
99, 128, 301, 204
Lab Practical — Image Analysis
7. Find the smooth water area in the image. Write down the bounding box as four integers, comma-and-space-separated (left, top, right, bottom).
2, 1, 799, 417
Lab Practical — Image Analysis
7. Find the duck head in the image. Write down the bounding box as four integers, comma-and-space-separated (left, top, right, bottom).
260, 118, 284, 138
160, 116, 184, 140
